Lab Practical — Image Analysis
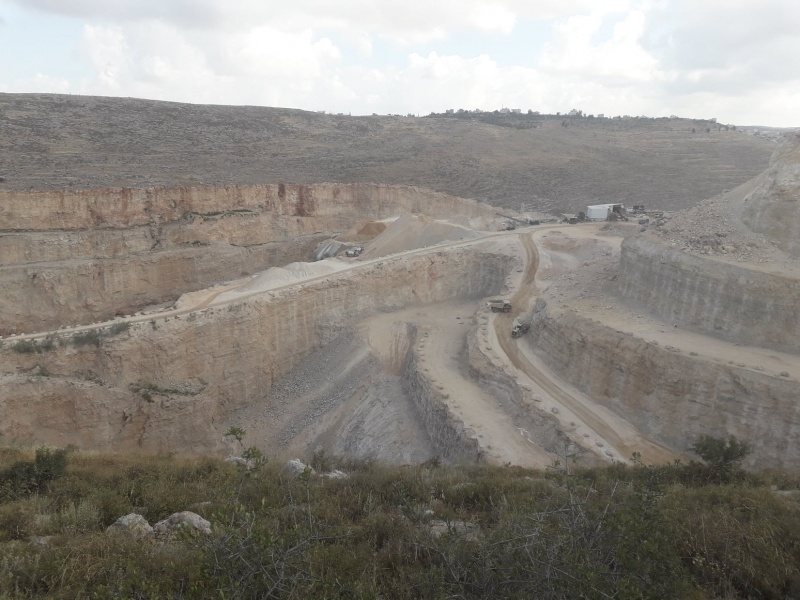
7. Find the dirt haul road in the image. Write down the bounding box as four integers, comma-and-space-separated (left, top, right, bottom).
3, 222, 682, 465
491, 229, 677, 465
4, 227, 527, 342
362, 302, 553, 467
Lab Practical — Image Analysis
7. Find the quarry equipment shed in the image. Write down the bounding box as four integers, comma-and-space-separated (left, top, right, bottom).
587, 203, 625, 221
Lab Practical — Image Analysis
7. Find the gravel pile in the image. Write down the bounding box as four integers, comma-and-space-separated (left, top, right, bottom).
361, 215, 478, 259
653, 178, 789, 266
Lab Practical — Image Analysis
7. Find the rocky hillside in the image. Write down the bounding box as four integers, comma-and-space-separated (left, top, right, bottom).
0, 93, 777, 213
522, 133, 800, 469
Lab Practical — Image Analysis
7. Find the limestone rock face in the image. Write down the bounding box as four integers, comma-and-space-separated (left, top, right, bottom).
526, 303, 800, 469
0, 183, 500, 334
284, 459, 313, 476
618, 235, 800, 353
0, 247, 512, 454
741, 132, 800, 256
153, 511, 211, 536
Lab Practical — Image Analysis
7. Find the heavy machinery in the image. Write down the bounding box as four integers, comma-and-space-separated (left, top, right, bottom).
344, 245, 364, 257
487, 299, 512, 313
511, 319, 530, 338
498, 212, 540, 228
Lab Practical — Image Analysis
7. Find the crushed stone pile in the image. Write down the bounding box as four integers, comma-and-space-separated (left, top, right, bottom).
448, 214, 494, 231
315, 239, 349, 260
360, 215, 478, 259
212, 259, 348, 302
653, 176, 787, 265
336, 220, 389, 242
244, 261, 346, 290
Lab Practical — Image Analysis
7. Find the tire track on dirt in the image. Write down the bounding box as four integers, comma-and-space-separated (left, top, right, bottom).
493, 231, 675, 464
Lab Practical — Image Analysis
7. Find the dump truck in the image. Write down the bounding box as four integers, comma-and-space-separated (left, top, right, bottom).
487, 299, 512, 313
511, 319, 530, 338
344, 245, 364, 257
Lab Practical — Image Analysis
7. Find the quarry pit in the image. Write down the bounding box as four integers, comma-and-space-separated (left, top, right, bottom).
2, 133, 800, 470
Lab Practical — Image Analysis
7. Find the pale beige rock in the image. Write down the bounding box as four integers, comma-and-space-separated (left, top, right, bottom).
0, 183, 501, 334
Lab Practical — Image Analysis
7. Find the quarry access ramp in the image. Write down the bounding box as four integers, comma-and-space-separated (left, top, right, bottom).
4, 226, 559, 342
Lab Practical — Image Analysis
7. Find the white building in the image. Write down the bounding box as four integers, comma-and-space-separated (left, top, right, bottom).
586, 203, 624, 221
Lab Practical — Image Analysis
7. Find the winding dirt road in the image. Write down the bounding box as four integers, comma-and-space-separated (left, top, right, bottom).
492, 230, 677, 464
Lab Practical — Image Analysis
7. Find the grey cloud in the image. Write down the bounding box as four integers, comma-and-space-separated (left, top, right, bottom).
10, 0, 518, 37
642, 0, 800, 75
12, 0, 232, 28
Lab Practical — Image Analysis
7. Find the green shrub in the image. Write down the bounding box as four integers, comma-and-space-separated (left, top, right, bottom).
0, 447, 68, 499
0, 501, 36, 541
109, 321, 131, 336
71, 329, 101, 347
39, 334, 56, 351
11, 339, 39, 354
0, 449, 799, 599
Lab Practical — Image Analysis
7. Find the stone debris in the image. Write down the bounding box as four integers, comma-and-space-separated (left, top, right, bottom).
153, 511, 212, 536
106, 513, 155, 538
652, 177, 799, 269
284, 459, 316, 476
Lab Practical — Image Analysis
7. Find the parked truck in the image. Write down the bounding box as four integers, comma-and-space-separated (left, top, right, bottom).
487, 299, 512, 313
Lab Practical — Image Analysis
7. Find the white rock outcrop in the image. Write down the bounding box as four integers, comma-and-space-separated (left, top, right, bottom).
153, 511, 211, 536
106, 513, 154, 538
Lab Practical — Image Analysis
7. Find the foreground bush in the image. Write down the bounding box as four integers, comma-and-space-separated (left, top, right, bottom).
0, 449, 798, 599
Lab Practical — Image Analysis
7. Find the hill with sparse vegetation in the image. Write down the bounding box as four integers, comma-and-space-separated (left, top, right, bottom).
0, 93, 778, 214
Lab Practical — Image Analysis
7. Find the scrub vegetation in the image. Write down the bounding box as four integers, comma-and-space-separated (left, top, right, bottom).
0, 439, 799, 599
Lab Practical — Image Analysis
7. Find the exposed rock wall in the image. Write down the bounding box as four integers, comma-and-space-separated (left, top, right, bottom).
618, 235, 800, 353
0, 247, 513, 454
741, 132, 800, 257
402, 327, 481, 463
0, 237, 324, 335
0, 375, 225, 454
525, 301, 800, 469
0, 183, 497, 231
0, 183, 500, 334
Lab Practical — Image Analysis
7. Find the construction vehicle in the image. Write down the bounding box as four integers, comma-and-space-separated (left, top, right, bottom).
498, 212, 540, 228
344, 245, 364, 257
511, 318, 530, 338
487, 299, 512, 313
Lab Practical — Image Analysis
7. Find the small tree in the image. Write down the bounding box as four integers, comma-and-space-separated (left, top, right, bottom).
224, 426, 246, 453
690, 435, 751, 483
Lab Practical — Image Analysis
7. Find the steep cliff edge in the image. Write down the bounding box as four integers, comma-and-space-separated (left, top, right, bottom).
741, 132, 800, 256
0, 183, 501, 334
618, 133, 800, 353
618, 235, 800, 353
526, 301, 800, 469
0, 246, 513, 455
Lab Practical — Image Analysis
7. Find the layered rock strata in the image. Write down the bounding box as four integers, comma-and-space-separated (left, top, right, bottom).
741, 132, 800, 256
526, 301, 799, 469
618, 235, 800, 353
402, 327, 482, 463
0, 183, 499, 334
0, 246, 512, 454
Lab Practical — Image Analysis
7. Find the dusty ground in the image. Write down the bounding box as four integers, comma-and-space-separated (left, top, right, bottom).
6, 210, 794, 467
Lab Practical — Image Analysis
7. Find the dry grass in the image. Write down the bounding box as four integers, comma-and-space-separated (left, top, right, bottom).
1, 448, 800, 598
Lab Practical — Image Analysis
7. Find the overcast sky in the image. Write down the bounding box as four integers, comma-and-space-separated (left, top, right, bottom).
0, 0, 797, 126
